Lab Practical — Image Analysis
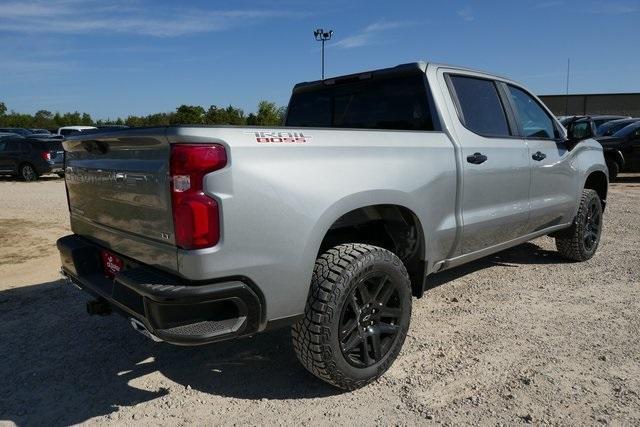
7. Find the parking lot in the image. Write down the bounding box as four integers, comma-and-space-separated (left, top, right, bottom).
0, 175, 638, 425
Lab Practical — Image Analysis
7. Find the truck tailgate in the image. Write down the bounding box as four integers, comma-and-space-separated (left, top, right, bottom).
63, 129, 178, 271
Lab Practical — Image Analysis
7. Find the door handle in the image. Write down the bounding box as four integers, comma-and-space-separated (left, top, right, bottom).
532, 151, 547, 161
466, 152, 488, 164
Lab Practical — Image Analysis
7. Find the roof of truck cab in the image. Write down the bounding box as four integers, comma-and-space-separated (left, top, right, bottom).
292, 61, 513, 93
292, 62, 428, 92
427, 62, 512, 81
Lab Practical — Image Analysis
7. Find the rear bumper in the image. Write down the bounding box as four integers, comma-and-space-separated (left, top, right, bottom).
57, 234, 262, 345
35, 160, 64, 175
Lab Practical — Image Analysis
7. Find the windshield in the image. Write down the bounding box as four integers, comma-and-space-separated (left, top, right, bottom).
599, 120, 637, 136
612, 121, 640, 138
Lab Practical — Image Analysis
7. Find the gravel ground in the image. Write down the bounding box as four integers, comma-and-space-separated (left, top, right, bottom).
0, 175, 638, 426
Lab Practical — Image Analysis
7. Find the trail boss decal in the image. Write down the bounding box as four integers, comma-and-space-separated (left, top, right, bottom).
247, 131, 311, 144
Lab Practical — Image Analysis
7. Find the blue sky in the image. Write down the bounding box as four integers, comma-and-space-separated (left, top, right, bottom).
1, 0, 639, 119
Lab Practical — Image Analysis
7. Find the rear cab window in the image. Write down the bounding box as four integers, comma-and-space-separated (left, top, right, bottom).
447, 75, 512, 137
285, 71, 438, 131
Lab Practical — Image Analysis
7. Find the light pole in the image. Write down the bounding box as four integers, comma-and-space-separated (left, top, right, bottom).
314, 28, 333, 79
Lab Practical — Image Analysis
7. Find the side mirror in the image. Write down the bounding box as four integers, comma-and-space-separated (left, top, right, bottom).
566, 120, 594, 142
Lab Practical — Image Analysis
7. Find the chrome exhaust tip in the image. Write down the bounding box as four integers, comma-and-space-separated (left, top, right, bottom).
130, 318, 163, 342
60, 269, 82, 290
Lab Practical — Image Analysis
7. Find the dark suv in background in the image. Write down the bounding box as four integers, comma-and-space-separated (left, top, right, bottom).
596, 121, 640, 179
559, 115, 630, 135
0, 134, 64, 181
597, 118, 640, 137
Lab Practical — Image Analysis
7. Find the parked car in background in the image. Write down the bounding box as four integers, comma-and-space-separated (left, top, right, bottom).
0, 132, 20, 141
58, 62, 608, 390
57, 126, 97, 137
558, 115, 631, 136
29, 128, 52, 135
0, 135, 65, 181
0, 127, 36, 137
597, 121, 640, 180
591, 115, 630, 129
597, 118, 640, 137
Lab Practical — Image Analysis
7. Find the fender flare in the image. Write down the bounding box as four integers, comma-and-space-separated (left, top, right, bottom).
299, 190, 430, 295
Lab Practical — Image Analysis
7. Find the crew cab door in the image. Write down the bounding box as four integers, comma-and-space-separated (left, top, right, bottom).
503, 84, 579, 231
442, 72, 531, 255
0, 140, 11, 173
0, 139, 21, 173
627, 128, 640, 170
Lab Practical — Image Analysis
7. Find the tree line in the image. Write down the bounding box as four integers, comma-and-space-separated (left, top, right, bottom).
0, 100, 286, 129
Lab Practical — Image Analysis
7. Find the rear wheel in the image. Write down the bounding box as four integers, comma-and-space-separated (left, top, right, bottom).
555, 189, 603, 261
292, 243, 412, 390
19, 163, 38, 182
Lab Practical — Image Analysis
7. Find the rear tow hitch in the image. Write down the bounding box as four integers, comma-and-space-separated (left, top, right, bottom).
86, 298, 112, 316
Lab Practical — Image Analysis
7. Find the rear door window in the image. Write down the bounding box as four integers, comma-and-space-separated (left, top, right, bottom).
507, 85, 557, 139
286, 73, 436, 131
448, 75, 511, 137
5, 141, 20, 151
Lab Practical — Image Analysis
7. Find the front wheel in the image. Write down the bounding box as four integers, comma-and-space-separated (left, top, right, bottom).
555, 189, 603, 261
292, 243, 412, 390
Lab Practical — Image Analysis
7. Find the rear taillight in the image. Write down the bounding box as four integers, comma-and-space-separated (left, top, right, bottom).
170, 144, 227, 250
40, 151, 52, 161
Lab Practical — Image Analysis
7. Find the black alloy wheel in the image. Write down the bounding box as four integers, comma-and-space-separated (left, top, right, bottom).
339, 273, 403, 368
583, 197, 601, 252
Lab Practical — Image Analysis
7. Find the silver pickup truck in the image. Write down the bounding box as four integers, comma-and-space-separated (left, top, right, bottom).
57, 62, 608, 390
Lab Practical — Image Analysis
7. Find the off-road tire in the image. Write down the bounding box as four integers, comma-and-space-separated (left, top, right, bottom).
19, 163, 38, 182
606, 160, 619, 181
555, 189, 603, 261
292, 243, 412, 390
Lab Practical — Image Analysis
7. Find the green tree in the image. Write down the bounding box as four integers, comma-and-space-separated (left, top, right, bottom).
125, 115, 147, 127
205, 105, 246, 125
33, 110, 53, 129
172, 105, 205, 125
147, 113, 170, 126
247, 101, 284, 126
81, 112, 93, 126
0, 99, 284, 129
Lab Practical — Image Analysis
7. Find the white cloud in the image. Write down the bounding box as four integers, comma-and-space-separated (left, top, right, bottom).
0, 0, 290, 37
457, 6, 474, 22
589, 1, 640, 14
332, 20, 413, 50
533, 1, 565, 8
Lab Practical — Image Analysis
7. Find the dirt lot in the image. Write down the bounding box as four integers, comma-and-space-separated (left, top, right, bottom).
0, 175, 638, 426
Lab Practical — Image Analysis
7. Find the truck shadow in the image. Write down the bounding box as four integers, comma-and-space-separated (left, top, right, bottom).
425, 241, 564, 289
0, 241, 559, 425
0, 281, 336, 426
